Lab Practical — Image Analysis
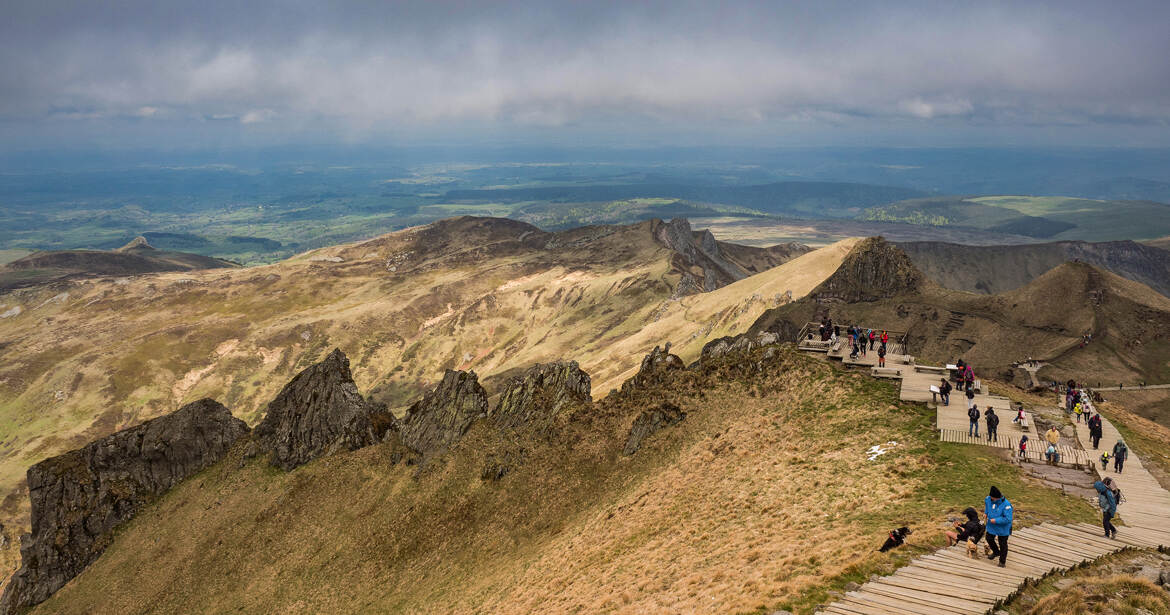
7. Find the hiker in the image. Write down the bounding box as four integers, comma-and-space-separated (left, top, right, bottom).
1012, 406, 1025, 425
1095, 480, 1118, 539
1045, 425, 1061, 449
868, 329, 876, 351
968, 404, 981, 437
1088, 413, 1103, 449
985, 486, 1013, 567
985, 407, 999, 443
946, 507, 983, 547
1018, 434, 1028, 458
880, 330, 889, 348
1045, 444, 1060, 464
1113, 440, 1128, 473
1074, 402, 1083, 423
963, 364, 975, 392
939, 378, 952, 406
1103, 476, 1122, 508
966, 386, 976, 410
1100, 450, 1111, 470
849, 341, 859, 360
878, 344, 886, 367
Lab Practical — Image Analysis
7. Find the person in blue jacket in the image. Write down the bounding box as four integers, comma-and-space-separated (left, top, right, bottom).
985, 485, 1013, 567
1095, 480, 1117, 538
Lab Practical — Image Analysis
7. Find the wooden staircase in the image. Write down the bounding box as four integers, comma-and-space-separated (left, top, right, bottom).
802, 337, 1170, 614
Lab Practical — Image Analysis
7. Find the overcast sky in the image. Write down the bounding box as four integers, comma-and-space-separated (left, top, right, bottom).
2, 0, 1169, 150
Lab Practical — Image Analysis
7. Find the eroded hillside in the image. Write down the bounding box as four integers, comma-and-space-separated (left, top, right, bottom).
0, 216, 844, 576
25, 344, 1094, 615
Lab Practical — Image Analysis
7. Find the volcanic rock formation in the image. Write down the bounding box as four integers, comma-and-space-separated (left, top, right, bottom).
491, 361, 592, 430
398, 370, 490, 455
0, 399, 248, 614
809, 236, 923, 304
253, 348, 391, 471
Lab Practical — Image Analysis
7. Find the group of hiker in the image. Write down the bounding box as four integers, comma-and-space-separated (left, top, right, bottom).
842, 323, 890, 367
965, 403, 1001, 442
1065, 381, 1130, 472
944, 486, 1015, 567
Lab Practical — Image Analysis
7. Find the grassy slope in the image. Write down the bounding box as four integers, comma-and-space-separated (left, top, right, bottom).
33, 347, 1094, 615
0, 220, 849, 576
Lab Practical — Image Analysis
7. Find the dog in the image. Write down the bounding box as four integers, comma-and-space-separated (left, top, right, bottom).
878, 527, 912, 552
965, 538, 979, 558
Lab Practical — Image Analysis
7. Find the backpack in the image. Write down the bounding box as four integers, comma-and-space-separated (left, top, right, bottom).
988, 413, 1000, 428
1112, 487, 1122, 506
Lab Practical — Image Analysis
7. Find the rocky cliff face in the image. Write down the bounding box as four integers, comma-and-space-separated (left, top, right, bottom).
653, 218, 760, 294
398, 370, 489, 455
491, 362, 591, 430
0, 399, 248, 614
253, 348, 390, 471
809, 237, 924, 303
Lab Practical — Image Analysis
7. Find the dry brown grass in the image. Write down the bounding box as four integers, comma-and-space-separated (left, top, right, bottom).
31, 347, 1095, 615
1003, 551, 1170, 615
0, 222, 854, 576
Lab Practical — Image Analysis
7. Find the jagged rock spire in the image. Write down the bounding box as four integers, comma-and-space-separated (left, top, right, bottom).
253, 348, 386, 471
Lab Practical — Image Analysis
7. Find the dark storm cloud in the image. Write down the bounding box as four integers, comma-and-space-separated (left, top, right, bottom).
1, 0, 1168, 141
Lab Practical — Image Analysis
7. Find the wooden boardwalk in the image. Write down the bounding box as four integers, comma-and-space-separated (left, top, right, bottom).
804, 336, 1170, 614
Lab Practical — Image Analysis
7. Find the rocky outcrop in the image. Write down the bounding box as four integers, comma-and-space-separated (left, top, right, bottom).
399, 370, 489, 455
620, 344, 686, 394
623, 403, 687, 455
700, 331, 780, 362
810, 237, 924, 303
0, 399, 248, 614
492, 362, 592, 430
253, 348, 390, 471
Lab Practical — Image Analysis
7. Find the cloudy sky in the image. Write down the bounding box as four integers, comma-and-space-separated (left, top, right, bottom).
2, 0, 1169, 150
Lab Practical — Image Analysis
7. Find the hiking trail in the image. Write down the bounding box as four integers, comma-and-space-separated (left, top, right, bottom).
799, 327, 1170, 614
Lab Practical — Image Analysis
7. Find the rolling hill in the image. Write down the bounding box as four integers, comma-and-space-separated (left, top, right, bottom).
896, 239, 1170, 297
0, 237, 238, 291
